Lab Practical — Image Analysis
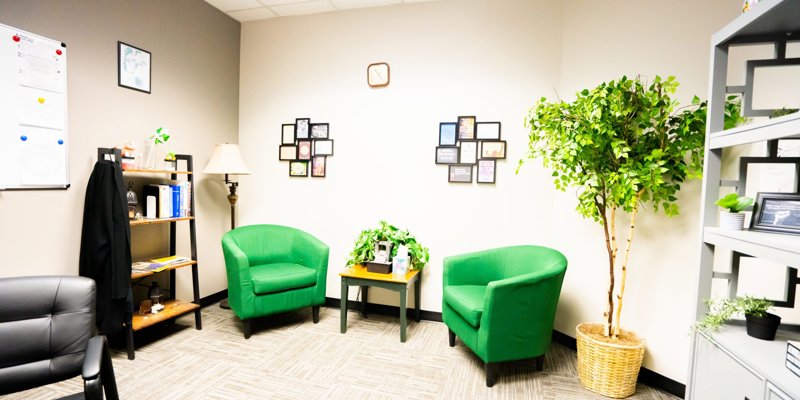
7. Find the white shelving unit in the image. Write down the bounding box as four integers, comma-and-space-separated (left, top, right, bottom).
688, 1, 800, 399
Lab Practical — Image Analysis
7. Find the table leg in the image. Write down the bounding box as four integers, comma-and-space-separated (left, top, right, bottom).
415, 276, 421, 323
360, 286, 369, 318
400, 286, 407, 342
340, 279, 348, 334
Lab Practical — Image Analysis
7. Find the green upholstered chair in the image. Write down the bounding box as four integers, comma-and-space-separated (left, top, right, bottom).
442, 245, 567, 387
222, 224, 329, 338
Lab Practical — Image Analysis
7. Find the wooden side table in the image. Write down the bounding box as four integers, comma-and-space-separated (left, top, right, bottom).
339, 264, 421, 342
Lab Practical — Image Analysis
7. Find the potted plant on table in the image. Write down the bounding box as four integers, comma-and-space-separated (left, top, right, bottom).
696, 295, 781, 341
519, 75, 712, 398
346, 221, 430, 273
716, 193, 753, 230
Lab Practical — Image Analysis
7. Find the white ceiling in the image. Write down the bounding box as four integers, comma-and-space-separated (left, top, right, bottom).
205, 0, 439, 22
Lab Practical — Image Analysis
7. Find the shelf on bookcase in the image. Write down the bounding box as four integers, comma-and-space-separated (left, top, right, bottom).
130, 216, 193, 226
123, 168, 192, 175
131, 259, 197, 280
130, 299, 199, 331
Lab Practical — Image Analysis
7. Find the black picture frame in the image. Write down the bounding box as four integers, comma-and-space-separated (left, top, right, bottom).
477, 159, 496, 184
314, 139, 334, 156
435, 146, 459, 164
289, 161, 308, 177
295, 118, 310, 140
750, 192, 800, 234
480, 140, 507, 159
457, 116, 476, 140
738, 156, 800, 199
279, 145, 297, 161
476, 122, 501, 140
439, 122, 457, 146
297, 140, 312, 160
310, 123, 329, 139
311, 156, 326, 177
459, 140, 478, 165
282, 124, 296, 144
448, 165, 473, 183
117, 41, 151, 94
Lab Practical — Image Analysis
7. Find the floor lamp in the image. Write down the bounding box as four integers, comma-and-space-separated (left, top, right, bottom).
203, 143, 250, 309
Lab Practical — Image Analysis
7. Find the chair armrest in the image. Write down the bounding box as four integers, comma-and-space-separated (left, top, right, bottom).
82, 335, 119, 400
222, 235, 252, 283
292, 232, 330, 303
82, 336, 104, 381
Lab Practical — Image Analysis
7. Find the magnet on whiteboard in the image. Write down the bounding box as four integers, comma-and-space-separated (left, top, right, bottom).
20, 135, 27, 141
12, 35, 20, 42
37, 98, 45, 104
56, 49, 62, 55
58, 139, 64, 145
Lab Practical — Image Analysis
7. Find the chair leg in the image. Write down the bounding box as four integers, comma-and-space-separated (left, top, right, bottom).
485, 362, 498, 387
243, 319, 252, 339
312, 305, 320, 323
448, 329, 455, 347
534, 355, 544, 371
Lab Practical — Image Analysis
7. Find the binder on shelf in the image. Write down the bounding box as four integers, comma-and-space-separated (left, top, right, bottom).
143, 185, 161, 218
171, 185, 180, 218
158, 185, 171, 218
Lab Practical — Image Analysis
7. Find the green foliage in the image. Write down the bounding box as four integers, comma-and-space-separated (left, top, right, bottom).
149, 127, 171, 145
772, 107, 799, 118
695, 295, 773, 333
346, 221, 430, 271
715, 193, 753, 213
724, 95, 747, 129
164, 151, 176, 161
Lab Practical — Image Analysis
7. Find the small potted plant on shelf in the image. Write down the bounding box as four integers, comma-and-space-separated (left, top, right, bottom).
163, 151, 177, 171
696, 295, 781, 341
716, 193, 753, 230
346, 221, 429, 273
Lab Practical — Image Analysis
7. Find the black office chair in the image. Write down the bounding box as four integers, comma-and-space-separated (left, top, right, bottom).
0, 276, 119, 400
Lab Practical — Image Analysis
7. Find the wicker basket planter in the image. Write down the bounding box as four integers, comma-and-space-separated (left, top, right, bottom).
576, 322, 646, 398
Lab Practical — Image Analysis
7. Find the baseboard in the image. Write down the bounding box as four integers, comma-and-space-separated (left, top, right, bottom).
550, 330, 685, 398
203, 294, 684, 398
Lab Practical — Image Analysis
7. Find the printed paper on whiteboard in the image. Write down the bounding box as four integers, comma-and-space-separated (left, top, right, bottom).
18, 128, 67, 185
17, 36, 64, 93
17, 86, 64, 130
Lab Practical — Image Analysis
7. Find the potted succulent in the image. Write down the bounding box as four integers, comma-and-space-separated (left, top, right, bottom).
163, 151, 177, 171
716, 193, 753, 230
519, 75, 714, 398
696, 295, 781, 341
346, 221, 430, 272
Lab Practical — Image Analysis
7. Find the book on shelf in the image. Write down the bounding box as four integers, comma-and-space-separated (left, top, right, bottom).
142, 182, 192, 219
131, 255, 191, 273
788, 340, 800, 378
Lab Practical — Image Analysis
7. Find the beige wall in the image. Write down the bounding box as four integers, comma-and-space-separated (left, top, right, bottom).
0, 0, 240, 301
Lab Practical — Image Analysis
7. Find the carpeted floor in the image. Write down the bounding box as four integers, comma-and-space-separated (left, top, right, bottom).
6, 304, 680, 399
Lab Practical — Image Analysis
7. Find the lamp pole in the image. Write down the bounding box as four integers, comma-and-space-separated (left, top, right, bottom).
225, 174, 238, 229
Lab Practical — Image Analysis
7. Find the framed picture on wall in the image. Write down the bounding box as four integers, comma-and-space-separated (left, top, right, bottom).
311, 123, 329, 139
439, 122, 457, 146
314, 139, 334, 156
282, 124, 295, 144
448, 165, 473, 183
279, 145, 297, 161
295, 118, 310, 139
289, 161, 308, 177
311, 156, 326, 177
459, 140, 478, 164
750, 192, 800, 234
480, 140, 507, 159
118, 41, 151, 93
297, 140, 312, 160
477, 159, 496, 184
435, 146, 459, 164
476, 122, 501, 140
457, 116, 476, 140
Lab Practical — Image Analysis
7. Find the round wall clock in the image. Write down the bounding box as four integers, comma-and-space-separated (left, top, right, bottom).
367, 62, 390, 88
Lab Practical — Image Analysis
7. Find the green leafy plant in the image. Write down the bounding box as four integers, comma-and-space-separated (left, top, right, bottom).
724, 95, 747, 129
149, 127, 170, 144
164, 151, 176, 161
771, 107, 799, 118
695, 295, 773, 333
715, 193, 753, 213
346, 221, 430, 271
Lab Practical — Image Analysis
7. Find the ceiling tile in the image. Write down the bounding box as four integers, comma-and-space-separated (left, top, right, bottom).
331, 0, 401, 10
269, 0, 337, 16
205, 0, 263, 12
227, 7, 278, 21
257, 0, 310, 5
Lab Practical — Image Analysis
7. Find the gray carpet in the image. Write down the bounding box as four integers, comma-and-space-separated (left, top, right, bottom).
6, 304, 680, 399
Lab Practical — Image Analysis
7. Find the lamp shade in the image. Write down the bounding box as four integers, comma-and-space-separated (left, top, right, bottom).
203, 144, 251, 175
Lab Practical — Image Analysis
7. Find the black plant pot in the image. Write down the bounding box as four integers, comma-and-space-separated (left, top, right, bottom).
745, 312, 781, 341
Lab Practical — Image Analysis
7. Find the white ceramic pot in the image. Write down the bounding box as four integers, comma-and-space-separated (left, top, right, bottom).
719, 211, 745, 230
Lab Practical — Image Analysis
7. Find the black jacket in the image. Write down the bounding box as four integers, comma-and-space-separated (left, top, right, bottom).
79, 160, 131, 334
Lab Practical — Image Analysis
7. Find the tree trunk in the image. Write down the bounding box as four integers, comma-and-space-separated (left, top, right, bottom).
613, 191, 644, 337
601, 206, 615, 337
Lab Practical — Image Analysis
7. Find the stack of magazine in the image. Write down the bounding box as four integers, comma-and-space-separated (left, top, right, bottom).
131, 255, 190, 274
788, 340, 800, 378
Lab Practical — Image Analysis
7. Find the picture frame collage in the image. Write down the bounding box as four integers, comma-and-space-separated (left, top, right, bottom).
435, 116, 506, 184
279, 118, 334, 177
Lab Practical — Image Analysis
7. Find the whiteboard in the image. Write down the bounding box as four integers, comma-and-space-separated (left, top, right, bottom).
0, 23, 69, 190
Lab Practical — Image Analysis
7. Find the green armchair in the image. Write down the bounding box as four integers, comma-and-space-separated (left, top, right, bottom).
222, 224, 329, 338
442, 245, 567, 387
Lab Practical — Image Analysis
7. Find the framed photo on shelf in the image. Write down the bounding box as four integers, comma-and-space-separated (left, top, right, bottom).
459, 140, 478, 164
457, 116, 476, 140
480, 140, 506, 159
311, 156, 326, 177
118, 41, 151, 93
750, 192, 800, 234
295, 118, 310, 139
311, 123, 329, 139
297, 140, 312, 160
777, 139, 800, 157
279, 145, 297, 161
739, 156, 800, 199
476, 122, 501, 140
314, 139, 334, 156
439, 122, 457, 146
289, 161, 308, 177
477, 159, 496, 184
448, 165, 473, 183
435, 146, 459, 164
282, 124, 295, 144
